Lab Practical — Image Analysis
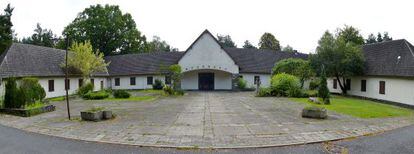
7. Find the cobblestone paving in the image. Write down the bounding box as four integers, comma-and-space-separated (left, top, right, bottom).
0, 92, 413, 148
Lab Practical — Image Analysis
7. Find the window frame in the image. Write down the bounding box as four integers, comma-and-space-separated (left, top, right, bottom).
361, 80, 366, 92
78, 79, 83, 88
333, 79, 337, 89
165, 76, 171, 85
147, 76, 153, 85
130, 77, 136, 86
254, 76, 260, 85
379, 81, 386, 94
114, 78, 120, 86
346, 79, 351, 90
48, 80, 54, 92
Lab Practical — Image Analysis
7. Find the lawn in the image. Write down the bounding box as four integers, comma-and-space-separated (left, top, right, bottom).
104, 95, 156, 101
290, 95, 414, 118
47, 96, 66, 102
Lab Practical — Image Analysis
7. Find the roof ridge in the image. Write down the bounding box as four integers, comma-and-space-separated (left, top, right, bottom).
403, 40, 414, 57
105, 51, 184, 58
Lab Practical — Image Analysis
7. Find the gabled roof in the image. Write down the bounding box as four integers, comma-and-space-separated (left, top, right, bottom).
362, 39, 414, 77
104, 51, 184, 76
225, 48, 308, 73
0, 43, 108, 78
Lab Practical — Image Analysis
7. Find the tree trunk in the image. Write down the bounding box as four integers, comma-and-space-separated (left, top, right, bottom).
335, 75, 347, 95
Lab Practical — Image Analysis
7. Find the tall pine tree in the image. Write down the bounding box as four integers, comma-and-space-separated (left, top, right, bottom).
0, 4, 14, 54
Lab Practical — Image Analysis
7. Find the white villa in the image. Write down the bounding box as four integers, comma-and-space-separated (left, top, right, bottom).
0, 30, 306, 98
0, 30, 413, 107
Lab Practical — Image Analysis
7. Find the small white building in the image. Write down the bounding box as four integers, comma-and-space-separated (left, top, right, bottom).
0, 30, 307, 99
328, 39, 414, 106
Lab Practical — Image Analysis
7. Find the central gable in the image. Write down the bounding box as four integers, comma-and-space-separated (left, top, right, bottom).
178, 30, 239, 74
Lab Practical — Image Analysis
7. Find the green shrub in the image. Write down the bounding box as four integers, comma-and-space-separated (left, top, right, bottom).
83, 91, 109, 100
113, 90, 131, 98
270, 73, 303, 97
309, 79, 320, 90
78, 82, 94, 96
237, 78, 247, 90
20, 78, 46, 106
318, 68, 330, 104
152, 79, 164, 90
163, 85, 174, 95
305, 90, 318, 97
174, 89, 184, 96
4, 78, 24, 108
256, 87, 272, 97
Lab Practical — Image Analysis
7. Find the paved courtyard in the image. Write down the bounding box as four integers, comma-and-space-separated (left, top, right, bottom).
0, 92, 413, 148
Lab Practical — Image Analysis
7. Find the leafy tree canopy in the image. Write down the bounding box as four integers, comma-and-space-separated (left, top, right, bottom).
242, 40, 256, 49
365, 32, 393, 44
22, 23, 56, 47
66, 41, 109, 79
310, 30, 365, 94
217, 34, 236, 48
336, 25, 364, 45
0, 4, 14, 54
63, 4, 148, 56
272, 58, 314, 88
259, 32, 280, 51
147, 36, 177, 52
282, 45, 295, 52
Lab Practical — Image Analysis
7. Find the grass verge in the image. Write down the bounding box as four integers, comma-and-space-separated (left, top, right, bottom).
290, 95, 413, 118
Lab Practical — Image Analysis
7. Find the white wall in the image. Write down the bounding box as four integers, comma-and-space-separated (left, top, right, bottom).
328, 76, 414, 106
38, 77, 107, 98
110, 75, 164, 90
181, 70, 232, 90
240, 73, 271, 88
178, 32, 239, 74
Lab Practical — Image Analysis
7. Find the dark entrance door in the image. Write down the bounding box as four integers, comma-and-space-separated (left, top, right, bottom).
198, 73, 214, 90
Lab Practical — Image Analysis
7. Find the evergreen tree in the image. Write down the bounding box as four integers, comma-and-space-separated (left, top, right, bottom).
376, 33, 383, 43
0, 4, 14, 54
217, 34, 236, 48
259, 32, 280, 51
365, 33, 377, 44
22, 23, 56, 47
242, 40, 256, 49
318, 66, 330, 104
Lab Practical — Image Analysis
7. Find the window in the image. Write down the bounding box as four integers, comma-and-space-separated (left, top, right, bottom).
165, 76, 171, 85
130, 77, 136, 85
254, 76, 260, 84
115, 78, 120, 86
48, 80, 54, 92
333, 79, 337, 89
147, 76, 153, 85
65, 79, 70, 90
90, 79, 94, 87
379, 81, 385, 94
79, 79, 83, 88
361, 80, 366, 92
239, 75, 243, 79
100, 81, 104, 90
346, 79, 351, 90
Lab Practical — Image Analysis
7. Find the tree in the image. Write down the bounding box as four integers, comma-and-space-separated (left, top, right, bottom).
63, 4, 148, 56
310, 30, 365, 94
365, 33, 377, 44
259, 32, 280, 51
318, 66, 330, 104
66, 41, 109, 81
272, 58, 314, 88
217, 34, 236, 48
168, 64, 182, 90
382, 32, 392, 41
376, 33, 383, 43
336, 25, 364, 45
243, 40, 256, 49
365, 32, 393, 44
22, 23, 56, 47
147, 36, 175, 52
282, 45, 295, 52
0, 4, 14, 54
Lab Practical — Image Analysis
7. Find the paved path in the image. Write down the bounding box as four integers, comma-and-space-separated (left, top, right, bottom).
2, 123, 414, 153
0, 92, 413, 148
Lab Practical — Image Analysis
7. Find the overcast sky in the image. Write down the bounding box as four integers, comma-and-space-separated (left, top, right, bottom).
1, 0, 413, 53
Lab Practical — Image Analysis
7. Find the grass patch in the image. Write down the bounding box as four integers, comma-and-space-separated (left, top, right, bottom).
48, 96, 66, 102
85, 107, 105, 112
105, 95, 156, 101
290, 95, 414, 118
24, 101, 46, 109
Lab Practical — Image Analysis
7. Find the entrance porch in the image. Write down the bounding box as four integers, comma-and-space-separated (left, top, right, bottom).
181, 69, 234, 90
